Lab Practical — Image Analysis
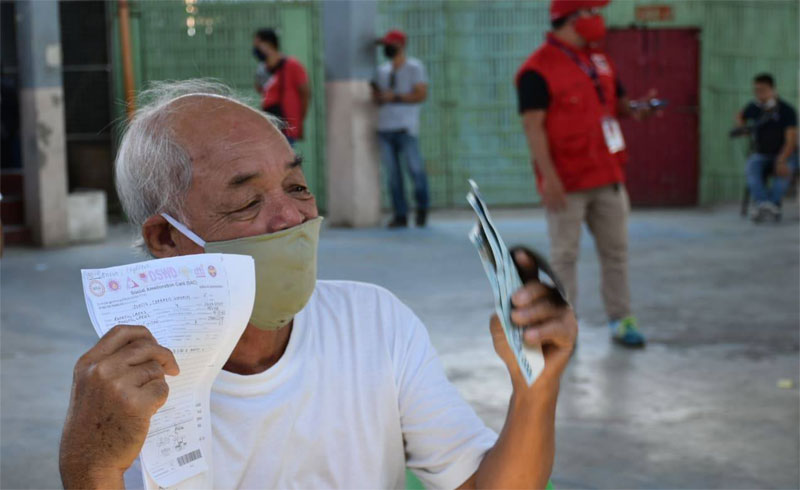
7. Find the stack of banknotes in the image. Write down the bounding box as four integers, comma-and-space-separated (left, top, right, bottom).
466, 179, 568, 386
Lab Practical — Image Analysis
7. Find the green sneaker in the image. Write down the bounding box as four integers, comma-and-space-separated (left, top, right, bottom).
610, 316, 646, 348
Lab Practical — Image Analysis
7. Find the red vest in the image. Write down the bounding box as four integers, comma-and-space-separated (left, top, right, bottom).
516, 34, 627, 193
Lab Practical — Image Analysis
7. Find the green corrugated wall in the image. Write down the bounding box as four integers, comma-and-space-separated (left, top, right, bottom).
111, 0, 327, 209
112, 0, 798, 210
378, 0, 549, 207
378, 0, 799, 206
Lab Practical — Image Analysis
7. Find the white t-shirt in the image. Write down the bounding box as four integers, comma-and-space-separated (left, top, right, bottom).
375, 57, 428, 136
125, 280, 497, 489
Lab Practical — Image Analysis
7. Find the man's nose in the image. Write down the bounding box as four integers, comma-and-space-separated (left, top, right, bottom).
264, 194, 306, 233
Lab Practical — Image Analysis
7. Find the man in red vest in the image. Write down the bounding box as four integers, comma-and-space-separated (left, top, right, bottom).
516, 0, 653, 347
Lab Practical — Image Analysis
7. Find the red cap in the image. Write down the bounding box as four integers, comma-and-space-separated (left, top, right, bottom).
550, 0, 610, 21
378, 29, 407, 46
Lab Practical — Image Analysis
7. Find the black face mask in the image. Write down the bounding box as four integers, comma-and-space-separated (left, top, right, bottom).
383, 45, 398, 59
253, 46, 266, 62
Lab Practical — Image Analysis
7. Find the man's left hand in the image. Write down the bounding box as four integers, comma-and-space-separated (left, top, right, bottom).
631, 89, 661, 120
489, 249, 577, 393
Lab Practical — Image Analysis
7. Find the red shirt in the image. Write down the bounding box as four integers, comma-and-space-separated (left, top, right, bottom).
515, 34, 627, 193
261, 56, 309, 140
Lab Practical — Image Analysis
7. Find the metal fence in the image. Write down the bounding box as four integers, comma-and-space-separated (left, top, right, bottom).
604, 0, 799, 205
379, 0, 800, 207
117, 0, 799, 209
378, 0, 550, 207
115, 0, 327, 208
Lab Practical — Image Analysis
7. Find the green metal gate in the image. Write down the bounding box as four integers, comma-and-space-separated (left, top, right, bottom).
112, 0, 327, 208
378, 0, 550, 207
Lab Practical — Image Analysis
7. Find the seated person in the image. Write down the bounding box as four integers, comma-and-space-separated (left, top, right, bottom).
736, 73, 798, 221
58, 80, 577, 489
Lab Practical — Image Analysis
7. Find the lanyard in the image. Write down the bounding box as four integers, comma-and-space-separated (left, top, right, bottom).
547, 37, 606, 105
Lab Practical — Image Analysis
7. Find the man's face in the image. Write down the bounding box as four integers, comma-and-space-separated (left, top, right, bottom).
753, 82, 775, 104
253, 38, 272, 57
575, 7, 602, 19
167, 96, 318, 255
383, 42, 403, 59
567, 7, 606, 43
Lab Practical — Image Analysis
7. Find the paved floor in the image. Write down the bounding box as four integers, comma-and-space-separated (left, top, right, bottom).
1, 204, 798, 489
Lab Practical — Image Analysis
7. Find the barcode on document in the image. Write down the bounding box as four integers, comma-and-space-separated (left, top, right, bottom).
176, 449, 202, 466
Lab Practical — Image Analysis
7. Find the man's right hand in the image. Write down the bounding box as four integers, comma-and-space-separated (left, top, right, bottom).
378, 90, 395, 104
60, 325, 179, 489
540, 174, 567, 212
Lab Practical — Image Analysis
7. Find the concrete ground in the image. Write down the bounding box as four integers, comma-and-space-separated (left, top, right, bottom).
1, 204, 798, 489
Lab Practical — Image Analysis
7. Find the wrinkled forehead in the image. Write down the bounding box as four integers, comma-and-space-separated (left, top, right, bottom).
165, 94, 286, 164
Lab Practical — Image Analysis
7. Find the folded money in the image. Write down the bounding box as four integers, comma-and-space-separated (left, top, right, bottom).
466, 179, 567, 386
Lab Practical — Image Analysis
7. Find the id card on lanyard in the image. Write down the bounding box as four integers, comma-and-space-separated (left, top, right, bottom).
548, 38, 626, 154
601, 116, 625, 153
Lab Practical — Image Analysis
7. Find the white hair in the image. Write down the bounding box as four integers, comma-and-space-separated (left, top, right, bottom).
114, 79, 283, 252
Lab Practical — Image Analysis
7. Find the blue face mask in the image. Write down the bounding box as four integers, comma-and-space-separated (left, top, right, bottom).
253, 46, 266, 62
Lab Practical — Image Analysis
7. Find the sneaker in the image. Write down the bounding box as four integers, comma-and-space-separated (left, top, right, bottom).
610, 316, 646, 348
415, 209, 428, 227
763, 202, 781, 222
387, 216, 408, 228
750, 202, 769, 223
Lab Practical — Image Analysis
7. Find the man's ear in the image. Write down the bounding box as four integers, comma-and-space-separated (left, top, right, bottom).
142, 215, 180, 258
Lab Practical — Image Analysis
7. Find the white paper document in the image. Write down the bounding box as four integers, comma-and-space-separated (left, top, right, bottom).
81, 253, 255, 489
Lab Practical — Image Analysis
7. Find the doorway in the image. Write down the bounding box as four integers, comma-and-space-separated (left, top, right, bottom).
605, 28, 700, 206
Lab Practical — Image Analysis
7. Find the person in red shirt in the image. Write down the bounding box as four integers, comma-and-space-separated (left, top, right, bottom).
253, 28, 311, 145
516, 0, 654, 347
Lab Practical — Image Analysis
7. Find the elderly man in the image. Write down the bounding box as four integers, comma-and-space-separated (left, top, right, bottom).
59, 80, 577, 489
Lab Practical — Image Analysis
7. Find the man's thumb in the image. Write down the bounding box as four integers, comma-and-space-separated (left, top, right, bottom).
490, 316, 523, 381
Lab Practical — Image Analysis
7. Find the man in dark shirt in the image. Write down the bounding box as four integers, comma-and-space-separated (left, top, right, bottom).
736, 73, 798, 221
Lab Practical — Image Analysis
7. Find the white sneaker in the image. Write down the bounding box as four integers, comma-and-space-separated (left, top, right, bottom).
750, 202, 768, 222
762, 202, 782, 221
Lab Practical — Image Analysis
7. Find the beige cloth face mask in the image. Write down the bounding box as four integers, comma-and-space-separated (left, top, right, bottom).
161, 213, 323, 330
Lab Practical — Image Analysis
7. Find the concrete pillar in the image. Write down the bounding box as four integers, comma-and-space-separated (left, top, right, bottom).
322, 0, 382, 227
15, 0, 70, 246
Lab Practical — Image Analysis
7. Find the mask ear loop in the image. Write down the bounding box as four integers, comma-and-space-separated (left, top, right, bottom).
160, 213, 207, 248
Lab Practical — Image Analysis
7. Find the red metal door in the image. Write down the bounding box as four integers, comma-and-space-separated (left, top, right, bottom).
604, 28, 700, 206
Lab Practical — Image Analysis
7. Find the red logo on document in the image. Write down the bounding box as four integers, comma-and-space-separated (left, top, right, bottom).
88, 279, 105, 297
127, 277, 140, 289
138, 272, 149, 282
207, 265, 217, 277
108, 279, 120, 291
